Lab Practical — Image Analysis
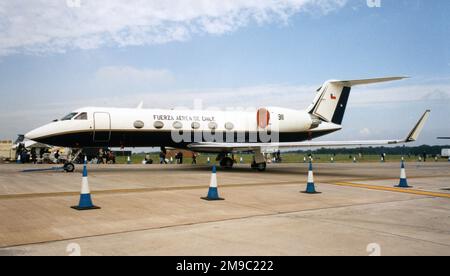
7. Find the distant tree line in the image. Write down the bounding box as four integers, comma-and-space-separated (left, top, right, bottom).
288, 145, 450, 156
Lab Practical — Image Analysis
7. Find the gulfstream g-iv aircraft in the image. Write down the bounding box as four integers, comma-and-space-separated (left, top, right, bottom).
25, 77, 430, 172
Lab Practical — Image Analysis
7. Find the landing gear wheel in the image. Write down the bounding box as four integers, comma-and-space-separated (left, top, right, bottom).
251, 162, 267, 172
220, 157, 234, 169
64, 162, 75, 173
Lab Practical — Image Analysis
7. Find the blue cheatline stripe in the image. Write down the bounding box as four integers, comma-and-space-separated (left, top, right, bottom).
78, 193, 94, 208
207, 187, 219, 199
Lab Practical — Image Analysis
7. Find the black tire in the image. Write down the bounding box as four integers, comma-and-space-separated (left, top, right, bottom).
256, 162, 266, 172
220, 157, 234, 169
251, 162, 266, 172
64, 162, 75, 173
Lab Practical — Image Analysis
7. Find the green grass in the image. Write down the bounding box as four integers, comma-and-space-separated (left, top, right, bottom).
115, 153, 448, 165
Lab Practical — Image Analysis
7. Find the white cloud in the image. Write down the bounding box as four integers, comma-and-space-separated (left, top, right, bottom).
95, 66, 175, 84
0, 0, 347, 56
359, 127, 371, 137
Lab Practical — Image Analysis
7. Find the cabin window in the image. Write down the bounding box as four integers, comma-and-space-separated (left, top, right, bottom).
173, 121, 183, 129
208, 122, 218, 130
134, 120, 145, 129
154, 121, 164, 129
191, 122, 201, 130
74, 112, 88, 120
61, 112, 78, 121
225, 122, 234, 131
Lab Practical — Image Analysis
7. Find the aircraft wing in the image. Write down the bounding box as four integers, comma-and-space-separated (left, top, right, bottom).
187, 110, 430, 153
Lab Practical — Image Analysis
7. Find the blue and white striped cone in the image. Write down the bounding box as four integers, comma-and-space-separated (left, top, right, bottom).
201, 165, 224, 201
240, 157, 244, 164
302, 161, 321, 194
16, 154, 21, 164
303, 157, 306, 163
71, 160, 100, 210
127, 156, 131, 164
331, 156, 334, 163
395, 160, 412, 188
207, 157, 211, 165
353, 157, 357, 163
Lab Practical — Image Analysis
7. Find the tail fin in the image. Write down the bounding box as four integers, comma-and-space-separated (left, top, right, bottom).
307, 77, 408, 125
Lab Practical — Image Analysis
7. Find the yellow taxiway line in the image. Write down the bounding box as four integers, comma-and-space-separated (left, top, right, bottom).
331, 182, 450, 199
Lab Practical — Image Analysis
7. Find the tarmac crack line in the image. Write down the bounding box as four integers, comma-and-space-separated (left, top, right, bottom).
292, 216, 450, 249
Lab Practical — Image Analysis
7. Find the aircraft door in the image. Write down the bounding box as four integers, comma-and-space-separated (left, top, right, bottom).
93, 112, 111, 142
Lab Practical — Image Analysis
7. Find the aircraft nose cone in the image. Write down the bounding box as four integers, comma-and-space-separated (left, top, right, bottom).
25, 126, 47, 141
25, 129, 40, 140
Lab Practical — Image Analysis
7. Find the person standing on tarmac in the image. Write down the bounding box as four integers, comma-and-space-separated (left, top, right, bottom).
192, 153, 197, 165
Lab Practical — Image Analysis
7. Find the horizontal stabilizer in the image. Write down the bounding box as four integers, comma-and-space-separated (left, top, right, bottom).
329, 76, 409, 87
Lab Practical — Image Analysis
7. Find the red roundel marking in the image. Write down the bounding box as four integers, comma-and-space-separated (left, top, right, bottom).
257, 108, 270, 128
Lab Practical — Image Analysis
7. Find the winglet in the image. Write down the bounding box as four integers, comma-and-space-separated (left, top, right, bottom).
404, 110, 431, 142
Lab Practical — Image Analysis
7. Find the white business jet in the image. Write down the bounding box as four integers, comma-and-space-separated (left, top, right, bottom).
25, 77, 430, 172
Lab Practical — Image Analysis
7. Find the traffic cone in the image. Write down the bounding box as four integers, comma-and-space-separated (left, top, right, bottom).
303, 156, 306, 163
240, 157, 244, 164
207, 157, 211, 164
353, 156, 357, 163
71, 160, 100, 210
302, 161, 321, 194
395, 160, 412, 188
127, 156, 131, 164
16, 154, 21, 164
201, 165, 224, 201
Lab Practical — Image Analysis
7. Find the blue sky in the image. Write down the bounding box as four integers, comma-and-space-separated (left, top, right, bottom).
0, 0, 449, 145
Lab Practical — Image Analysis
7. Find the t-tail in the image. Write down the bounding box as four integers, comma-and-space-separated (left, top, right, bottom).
307, 77, 408, 125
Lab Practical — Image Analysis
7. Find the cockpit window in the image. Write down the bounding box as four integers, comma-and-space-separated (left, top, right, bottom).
61, 112, 78, 121
74, 112, 88, 120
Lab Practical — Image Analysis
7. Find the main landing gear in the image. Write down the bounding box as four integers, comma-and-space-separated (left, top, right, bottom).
217, 153, 235, 169
251, 161, 267, 172
251, 149, 267, 172
216, 151, 267, 172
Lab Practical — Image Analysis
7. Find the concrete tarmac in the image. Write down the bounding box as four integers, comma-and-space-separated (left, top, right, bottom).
0, 162, 449, 256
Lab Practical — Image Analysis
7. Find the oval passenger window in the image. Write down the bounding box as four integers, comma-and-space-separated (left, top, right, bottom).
134, 120, 145, 129
173, 121, 183, 129
208, 122, 218, 130
225, 122, 234, 130
154, 121, 164, 129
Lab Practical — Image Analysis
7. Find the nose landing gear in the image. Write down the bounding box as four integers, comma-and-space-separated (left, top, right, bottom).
63, 162, 75, 173
63, 149, 82, 173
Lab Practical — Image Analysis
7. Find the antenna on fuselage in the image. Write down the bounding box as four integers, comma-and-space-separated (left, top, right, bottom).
136, 101, 144, 109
